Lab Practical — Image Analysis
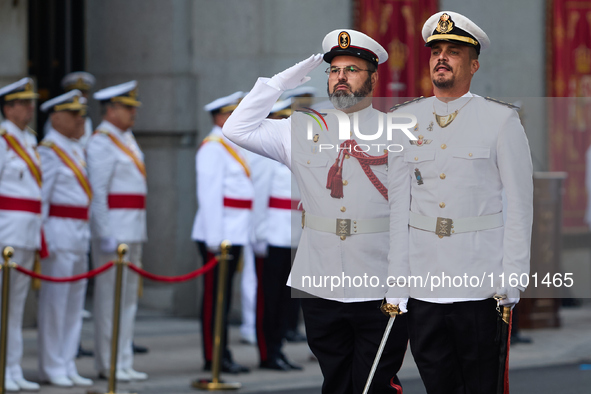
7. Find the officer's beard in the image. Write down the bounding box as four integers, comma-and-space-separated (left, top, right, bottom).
327, 75, 373, 110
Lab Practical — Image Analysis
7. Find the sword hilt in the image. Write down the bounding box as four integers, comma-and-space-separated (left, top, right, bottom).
380, 302, 401, 317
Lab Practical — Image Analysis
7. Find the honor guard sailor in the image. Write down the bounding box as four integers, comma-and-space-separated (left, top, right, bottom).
192, 92, 252, 374
222, 30, 409, 393
37, 90, 94, 388
386, 11, 533, 394
0, 77, 42, 392
87, 81, 148, 382
251, 99, 304, 371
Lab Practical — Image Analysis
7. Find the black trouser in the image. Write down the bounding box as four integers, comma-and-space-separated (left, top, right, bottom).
302, 297, 408, 394
408, 298, 500, 394
197, 241, 241, 363
255, 246, 294, 361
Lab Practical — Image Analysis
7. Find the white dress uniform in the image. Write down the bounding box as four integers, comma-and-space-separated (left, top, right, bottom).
191, 126, 254, 248
224, 81, 391, 301
0, 120, 42, 385
586, 144, 591, 228
386, 94, 534, 299
192, 117, 254, 369
88, 114, 147, 374
37, 126, 91, 382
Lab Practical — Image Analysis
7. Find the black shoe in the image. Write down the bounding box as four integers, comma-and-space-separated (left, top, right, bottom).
76, 345, 94, 358
260, 357, 291, 371
132, 342, 149, 354
203, 359, 250, 374
279, 353, 304, 371
284, 330, 307, 343
511, 334, 532, 345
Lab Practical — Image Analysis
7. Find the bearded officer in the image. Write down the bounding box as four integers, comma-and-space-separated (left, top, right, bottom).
192, 92, 252, 374
37, 90, 94, 388
223, 30, 409, 393
0, 78, 42, 392
87, 81, 148, 382
386, 11, 533, 394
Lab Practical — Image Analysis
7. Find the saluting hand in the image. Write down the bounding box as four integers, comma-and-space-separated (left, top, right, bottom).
269, 54, 324, 91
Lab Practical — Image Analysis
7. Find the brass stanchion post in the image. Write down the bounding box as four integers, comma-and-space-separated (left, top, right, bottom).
192, 241, 241, 391
88, 244, 135, 394
0, 247, 15, 394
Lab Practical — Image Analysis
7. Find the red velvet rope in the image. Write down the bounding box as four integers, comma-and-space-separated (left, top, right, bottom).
14, 261, 114, 282
126, 256, 218, 283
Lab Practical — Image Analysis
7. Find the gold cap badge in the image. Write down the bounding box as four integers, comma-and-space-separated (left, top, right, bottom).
435, 13, 454, 34
338, 31, 350, 49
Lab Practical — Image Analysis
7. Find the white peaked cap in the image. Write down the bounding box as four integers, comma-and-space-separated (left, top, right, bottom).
61, 71, 96, 91
40, 90, 87, 113
422, 11, 490, 54
322, 29, 388, 65
203, 91, 244, 113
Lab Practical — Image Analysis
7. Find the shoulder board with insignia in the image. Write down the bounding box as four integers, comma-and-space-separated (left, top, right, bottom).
484, 97, 519, 109
94, 129, 110, 135
0, 128, 6, 136
26, 127, 37, 136
39, 140, 54, 148
389, 96, 425, 112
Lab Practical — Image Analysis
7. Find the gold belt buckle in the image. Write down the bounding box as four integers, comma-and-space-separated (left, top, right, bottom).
436, 217, 453, 237
336, 219, 351, 239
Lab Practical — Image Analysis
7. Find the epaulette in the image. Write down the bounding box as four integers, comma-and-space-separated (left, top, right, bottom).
0, 128, 6, 136
26, 126, 37, 136
39, 140, 54, 148
389, 96, 425, 112
94, 129, 110, 135
484, 97, 519, 110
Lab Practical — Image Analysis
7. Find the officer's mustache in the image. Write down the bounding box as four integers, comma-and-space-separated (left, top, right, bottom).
434, 62, 452, 72
332, 82, 352, 92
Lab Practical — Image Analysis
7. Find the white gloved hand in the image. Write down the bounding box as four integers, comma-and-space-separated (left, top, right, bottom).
495, 286, 521, 309
100, 237, 118, 254
206, 245, 221, 255
386, 298, 408, 314
269, 54, 324, 91
253, 241, 267, 257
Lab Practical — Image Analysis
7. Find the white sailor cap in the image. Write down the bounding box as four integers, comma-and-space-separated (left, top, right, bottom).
322, 29, 388, 66
203, 91, 244, 114
93, 80, 141, 107
422, 11, 490, 55
282, 86, 317, 100
61, 72, 96, 92
0, 77, 39, 103
40, 90, 87, 115
269, 99, 293, 118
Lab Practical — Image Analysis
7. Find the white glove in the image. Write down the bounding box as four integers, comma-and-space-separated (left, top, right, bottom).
100, 237, 118, 254
269, 54, 324, 91
252, 241, 267, 257
495, 286, 521, 309
386, 297, 408, 314
206, 245, 220, 255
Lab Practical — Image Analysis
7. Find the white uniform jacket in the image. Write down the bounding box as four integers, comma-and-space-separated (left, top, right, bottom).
386, 95, 534, 301
248, 152, 302, 250
87, 120, 147, 243
585, 144, 591, 228
223, 78, 390, 300
191, 126, 254, 249
0, 120, 42, 249
39, 129, 91, 253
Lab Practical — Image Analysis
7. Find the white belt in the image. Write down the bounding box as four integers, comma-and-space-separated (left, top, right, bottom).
303, 211, 389, 238
409, 211, 503, 237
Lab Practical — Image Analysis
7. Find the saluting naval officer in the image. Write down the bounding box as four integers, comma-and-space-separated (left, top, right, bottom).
223, 30, 409, 393
386, 11, 533, 394
250, 99, 304, 371
37, 90, 94, 388
192, 92, 252, 374
0, 78, 42, 392
87, 81, 148, 382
